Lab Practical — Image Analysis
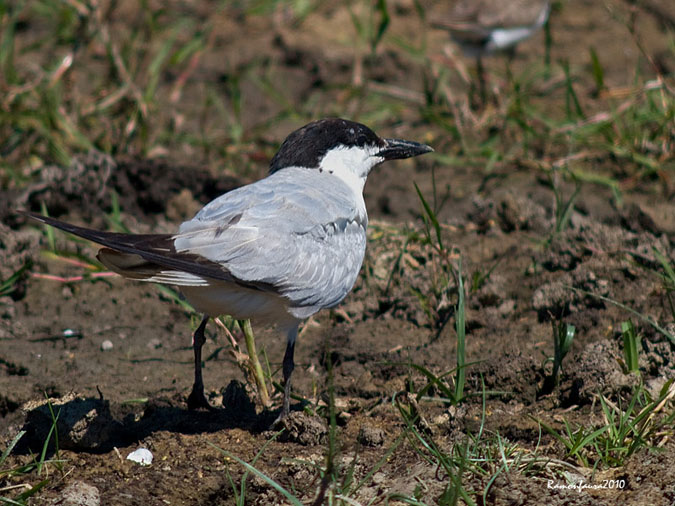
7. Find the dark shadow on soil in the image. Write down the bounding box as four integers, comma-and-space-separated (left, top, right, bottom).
15, 384, 296, 457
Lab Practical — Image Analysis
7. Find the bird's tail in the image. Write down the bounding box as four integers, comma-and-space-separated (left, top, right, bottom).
19, 211, 172, 279
19, 211, 234, 286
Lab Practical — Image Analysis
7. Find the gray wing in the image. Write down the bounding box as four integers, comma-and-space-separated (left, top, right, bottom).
174, 168, 367, 309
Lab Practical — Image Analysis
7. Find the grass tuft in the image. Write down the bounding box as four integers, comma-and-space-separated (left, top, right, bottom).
546, 320, 575, 389
0, 399, 66, 505
538, 380, 675, 469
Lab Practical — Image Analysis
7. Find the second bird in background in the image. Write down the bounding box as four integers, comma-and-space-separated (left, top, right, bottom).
432, 0, 551, 102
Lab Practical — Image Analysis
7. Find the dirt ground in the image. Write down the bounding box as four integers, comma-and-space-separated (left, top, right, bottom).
1, 0, 675, 504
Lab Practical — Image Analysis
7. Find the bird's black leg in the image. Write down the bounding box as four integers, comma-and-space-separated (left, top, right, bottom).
187, 315, 214, 410
477, 55, 487, 106
281, 339, 295, 418
275, 325, 298, 423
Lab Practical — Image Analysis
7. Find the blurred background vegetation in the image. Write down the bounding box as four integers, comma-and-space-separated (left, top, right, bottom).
1, 0, 672, 200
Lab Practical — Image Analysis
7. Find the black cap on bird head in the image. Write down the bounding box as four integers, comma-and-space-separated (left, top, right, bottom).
269, 118, 432, 174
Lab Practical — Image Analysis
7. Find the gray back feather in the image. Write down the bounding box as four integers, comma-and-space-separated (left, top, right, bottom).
175, 168, 368, 310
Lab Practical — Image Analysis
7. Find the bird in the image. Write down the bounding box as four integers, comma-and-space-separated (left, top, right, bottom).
432, 0, 551, 102
432, 0, 551, 58
21, 118, 433, 421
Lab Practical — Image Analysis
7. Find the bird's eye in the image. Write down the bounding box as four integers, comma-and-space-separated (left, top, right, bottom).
356, 134, 368, 145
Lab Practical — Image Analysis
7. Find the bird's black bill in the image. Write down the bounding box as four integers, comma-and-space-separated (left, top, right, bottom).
379, 138, 433, 160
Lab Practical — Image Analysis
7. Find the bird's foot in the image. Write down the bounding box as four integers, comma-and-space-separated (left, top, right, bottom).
187, 386, 216, 411
270, 402, 291, 429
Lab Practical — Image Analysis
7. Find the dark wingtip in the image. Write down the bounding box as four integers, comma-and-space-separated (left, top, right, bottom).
18, 210, 49, 224
18, 210, 65, 228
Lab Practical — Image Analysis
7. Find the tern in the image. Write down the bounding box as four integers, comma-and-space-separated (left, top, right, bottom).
432, 0, 551, 58
432, 0, 551, 102
22, 118, 433, 420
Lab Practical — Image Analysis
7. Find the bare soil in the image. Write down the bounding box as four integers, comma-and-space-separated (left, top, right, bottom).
2, 1, 674, 504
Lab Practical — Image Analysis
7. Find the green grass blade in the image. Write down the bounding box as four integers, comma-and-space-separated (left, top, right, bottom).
353, 433, 405, 493
14, 479, 50, 502
372, 0, 390, 53
240, 319, 270, 408
455, 258, 466, 402
213, 447, 303, 506
155, 285, 195, 313
621, 320, 639, 373
39, 202, 56, 252
653, 248, 675, 287
568, 169, 622, 204
104, 190, 131, 233
562, 60, 584, 120
145, 31, 180, 102
549, 321, 575, 386
567, 286, 675, 343
401, 362, 456, 400
414, 182, 443, 251
589, 47, 605, 93
236, 430, 282, 504
0, 497, 26, 505
0, 262, 31, 298
0, 1, 24, 85
0, 431, 25, 466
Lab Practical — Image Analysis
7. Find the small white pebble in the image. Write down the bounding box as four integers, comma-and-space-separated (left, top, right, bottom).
126, 448, 153, 466
372, 472, 386, 484
147, 338, 162, 350
101, 340, 114, 351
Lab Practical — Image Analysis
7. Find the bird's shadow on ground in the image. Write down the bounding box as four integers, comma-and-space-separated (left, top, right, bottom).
13, 381, 289, 457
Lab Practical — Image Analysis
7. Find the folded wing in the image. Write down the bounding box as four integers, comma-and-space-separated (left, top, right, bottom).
21, 168, 368, 310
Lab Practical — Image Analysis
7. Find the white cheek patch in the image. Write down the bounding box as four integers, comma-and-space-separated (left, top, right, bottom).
317, 144, 383, 195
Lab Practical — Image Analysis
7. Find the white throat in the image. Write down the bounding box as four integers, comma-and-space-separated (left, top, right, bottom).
317, 144, 384, 195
